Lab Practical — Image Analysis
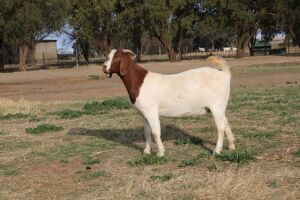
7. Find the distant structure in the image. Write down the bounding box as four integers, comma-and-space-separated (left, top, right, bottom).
34, 40, 58, 64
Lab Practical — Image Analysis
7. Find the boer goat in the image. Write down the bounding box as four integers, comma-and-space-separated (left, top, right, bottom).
103, 49, 235, 157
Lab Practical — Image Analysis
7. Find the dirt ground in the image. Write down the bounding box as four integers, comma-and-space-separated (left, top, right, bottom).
1, 55, 300, 101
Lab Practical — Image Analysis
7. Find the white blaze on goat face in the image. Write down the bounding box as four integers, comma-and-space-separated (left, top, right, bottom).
103, 49, 117, 72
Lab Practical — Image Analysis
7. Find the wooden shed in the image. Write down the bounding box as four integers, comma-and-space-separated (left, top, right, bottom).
34, 40, 58, 64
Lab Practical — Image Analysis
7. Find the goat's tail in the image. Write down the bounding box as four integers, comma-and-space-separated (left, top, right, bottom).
207, 56, 231, 75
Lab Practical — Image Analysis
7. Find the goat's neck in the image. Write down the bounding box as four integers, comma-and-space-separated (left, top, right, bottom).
119, 63, 148, 104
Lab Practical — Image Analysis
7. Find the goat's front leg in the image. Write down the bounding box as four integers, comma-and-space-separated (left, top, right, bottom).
143, 119, 154, 155
144, 113, 165, 157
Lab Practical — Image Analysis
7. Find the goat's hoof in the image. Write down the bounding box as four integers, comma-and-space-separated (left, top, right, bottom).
143, 148, 151, 155
213, 148, 222, 155
229, 144, 236, 150
157, 151, 165, 157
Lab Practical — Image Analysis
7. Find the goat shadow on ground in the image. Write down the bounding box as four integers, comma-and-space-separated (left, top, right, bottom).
67, 125, 214, 154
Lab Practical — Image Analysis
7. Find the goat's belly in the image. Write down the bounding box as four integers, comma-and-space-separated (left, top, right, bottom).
159, 104, 207, 117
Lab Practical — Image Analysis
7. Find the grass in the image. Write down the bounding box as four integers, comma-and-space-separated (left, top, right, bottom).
150, 173, 173, 182
178, 157, 202, 167
293, 149, 300, 157
26, 124, 64, 134
30, 139, 115, 161
216, 151, 256, 164
28, 115, 43, 122
0, 65, 299, 199
0, 113, 29, 120
56, 109, 83, 119
79, 170, 108, 181
0, 164, 20, 177
83, 97, 131, 113
87, 75, 100, 80
128, 154, 168, 166
0, 130, 8, 135
174, 137, 203, 145
83, 157, 101, 165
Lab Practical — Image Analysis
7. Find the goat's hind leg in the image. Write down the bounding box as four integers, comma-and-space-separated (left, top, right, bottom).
211, 108, 226, 154
224, 117, 235, 150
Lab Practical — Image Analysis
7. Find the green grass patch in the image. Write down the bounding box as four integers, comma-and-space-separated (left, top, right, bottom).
150, 173, 173, 182
216, 151, 255, 164
0, 141, 37, 152
79, 171, 107, 181
28, 115, 43, 122
56, 109, 83, 119
244, 130, 280, 139
4, 169, 20, 176
88, 75, 100, 80
128, 154, 168, 166
0, 130, 9, 135
30, 139, 115, 161
178, 157, 203, 167
83, 157, 100, 165
26, 124, 64, 134
174, 137, 203, 146
293, 149, 300, 157
0, 113, 29, 121
0, 164, 20, 177
83, 97, 131, 114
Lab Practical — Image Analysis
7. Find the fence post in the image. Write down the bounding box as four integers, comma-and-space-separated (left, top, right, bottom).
42, 52, 45, 67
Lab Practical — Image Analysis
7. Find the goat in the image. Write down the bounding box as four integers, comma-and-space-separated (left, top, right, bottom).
223, 47, 231, 52
198, 47, 205, 52
103, 49, 235, 157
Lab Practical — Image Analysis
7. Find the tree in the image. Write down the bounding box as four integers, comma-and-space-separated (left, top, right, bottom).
0, 0, 68, 71
144, 0, 197, 61
114, 0, 146, 61
207, 0, 277, 58
68, 0, 116, 63
276, 0, 300, 47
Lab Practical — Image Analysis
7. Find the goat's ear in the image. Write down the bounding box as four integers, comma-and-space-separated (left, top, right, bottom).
120, 54, 132, 76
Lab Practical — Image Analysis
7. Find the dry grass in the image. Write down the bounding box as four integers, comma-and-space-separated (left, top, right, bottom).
0, 64, 299, 200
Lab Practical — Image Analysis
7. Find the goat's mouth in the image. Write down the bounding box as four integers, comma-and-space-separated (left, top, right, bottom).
102, 66, 112, 78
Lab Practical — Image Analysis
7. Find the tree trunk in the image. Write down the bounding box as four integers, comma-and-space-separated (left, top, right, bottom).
27, 41, 36, 67
19, 44, 28, 71
248, 35, 256, 56
136, 41, 142, 62
79, 39, 90, 64
236, 29, 257, 58
0, 41, 5, 72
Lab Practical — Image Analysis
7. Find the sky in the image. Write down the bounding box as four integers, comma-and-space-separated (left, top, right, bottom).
46, 32, 75, 54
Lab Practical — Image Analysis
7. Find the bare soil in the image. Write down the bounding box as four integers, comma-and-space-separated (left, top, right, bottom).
1, 55, 300, 101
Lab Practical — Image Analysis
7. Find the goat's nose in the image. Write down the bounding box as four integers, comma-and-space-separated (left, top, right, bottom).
102, 66, 108, 74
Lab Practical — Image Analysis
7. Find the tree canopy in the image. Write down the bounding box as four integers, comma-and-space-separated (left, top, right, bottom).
0, 0, 299, 70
